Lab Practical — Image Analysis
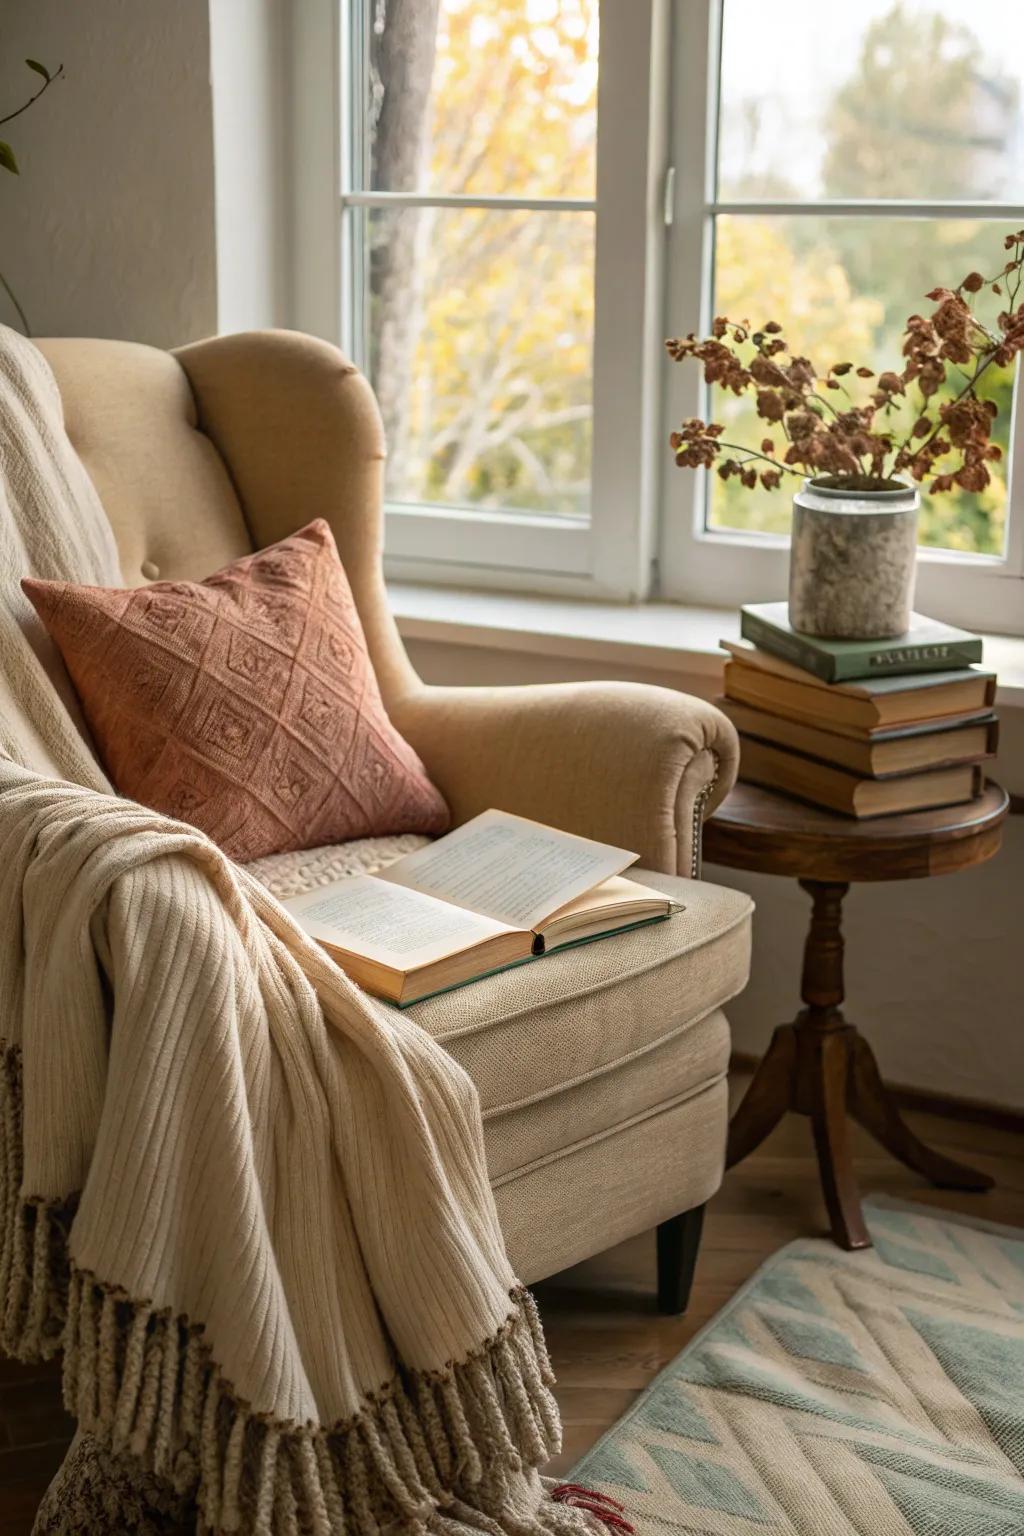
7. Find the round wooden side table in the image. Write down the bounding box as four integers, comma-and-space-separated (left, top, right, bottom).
703, 781, 1010, 1251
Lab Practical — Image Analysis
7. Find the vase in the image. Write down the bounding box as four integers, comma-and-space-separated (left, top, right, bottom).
788, 477, 919, 639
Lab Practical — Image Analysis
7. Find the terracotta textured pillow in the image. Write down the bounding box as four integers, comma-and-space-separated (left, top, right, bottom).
22, 520, 449, 860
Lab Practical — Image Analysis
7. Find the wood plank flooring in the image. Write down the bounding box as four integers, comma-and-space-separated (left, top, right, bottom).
1, 1075, 1021, 1530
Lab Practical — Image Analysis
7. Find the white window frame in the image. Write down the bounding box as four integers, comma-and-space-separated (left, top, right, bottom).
293, 0, 673, 601
660, 0, 1024, 636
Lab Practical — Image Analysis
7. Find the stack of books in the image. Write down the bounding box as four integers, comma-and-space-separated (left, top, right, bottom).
719, 602, 998, 818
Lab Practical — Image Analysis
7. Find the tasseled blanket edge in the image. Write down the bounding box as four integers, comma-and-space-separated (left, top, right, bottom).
0, 1040, 607, 1536
0, 1042, 75, 1362
61, 1271, 568, 1535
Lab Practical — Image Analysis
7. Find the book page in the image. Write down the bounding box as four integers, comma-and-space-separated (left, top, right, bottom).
544, 875, 677, 925
284, 875, 515, 969
375, 809, 637, 930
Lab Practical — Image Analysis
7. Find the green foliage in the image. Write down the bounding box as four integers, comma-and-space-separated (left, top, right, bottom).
0, 143, 18, 176
822, 6, 1017, 203
707, 5, 1019, 555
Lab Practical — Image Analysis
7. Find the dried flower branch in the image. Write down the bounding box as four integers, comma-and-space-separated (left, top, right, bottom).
666, 230, 1024, 497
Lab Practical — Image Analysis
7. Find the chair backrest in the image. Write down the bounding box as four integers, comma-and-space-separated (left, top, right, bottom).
36, 337, 253, 589
35, 330, 418, 706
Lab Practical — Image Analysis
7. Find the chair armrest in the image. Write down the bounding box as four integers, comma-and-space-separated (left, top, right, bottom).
389, 681, 739, 877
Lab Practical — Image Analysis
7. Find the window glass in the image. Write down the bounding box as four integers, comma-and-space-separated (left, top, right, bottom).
366, 206, 594, 515
707, 214, 1017, 556
366, 0, 598, 199
718, 0, 1024, 203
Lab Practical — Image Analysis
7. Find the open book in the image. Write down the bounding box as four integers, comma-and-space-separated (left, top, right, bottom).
283, 809, 682, 1006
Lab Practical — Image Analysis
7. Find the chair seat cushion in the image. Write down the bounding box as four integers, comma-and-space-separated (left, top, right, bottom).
252, 847, 752, 1187
406, 871, 751, 1181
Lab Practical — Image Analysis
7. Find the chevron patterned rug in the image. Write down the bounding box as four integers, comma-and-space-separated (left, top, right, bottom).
570, 1197, 1024, 1535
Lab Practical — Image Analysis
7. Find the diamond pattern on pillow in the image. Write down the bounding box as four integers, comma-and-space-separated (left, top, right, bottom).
22, 519, 450, 860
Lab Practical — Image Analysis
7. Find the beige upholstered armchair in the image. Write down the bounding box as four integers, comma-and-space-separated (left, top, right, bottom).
37, 330, 752, 1310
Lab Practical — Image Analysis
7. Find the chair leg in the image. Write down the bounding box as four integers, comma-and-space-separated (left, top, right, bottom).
656, 1204, 706, 1315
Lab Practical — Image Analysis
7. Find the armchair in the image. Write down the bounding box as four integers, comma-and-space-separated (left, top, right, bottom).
36, 329, 752, 1308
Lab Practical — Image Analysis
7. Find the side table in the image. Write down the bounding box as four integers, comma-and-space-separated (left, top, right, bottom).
703, 781, 1009, 1250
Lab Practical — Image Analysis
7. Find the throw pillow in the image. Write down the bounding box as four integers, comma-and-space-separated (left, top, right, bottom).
22, 519, 450, 860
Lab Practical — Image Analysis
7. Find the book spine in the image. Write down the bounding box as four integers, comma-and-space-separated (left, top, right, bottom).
740, 612, 983, 683
844, 640, 984, 681
739, 612, 836, 681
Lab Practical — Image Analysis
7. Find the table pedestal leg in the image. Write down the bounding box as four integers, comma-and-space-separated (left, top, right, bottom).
848, 1035, 993, 1192
726, 879, 993, 1249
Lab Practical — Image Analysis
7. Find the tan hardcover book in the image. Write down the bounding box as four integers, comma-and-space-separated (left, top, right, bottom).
283, 809, 681, 1006
717, 697, 998, 777
722, 641, 995, 736
737, 736, 983, 818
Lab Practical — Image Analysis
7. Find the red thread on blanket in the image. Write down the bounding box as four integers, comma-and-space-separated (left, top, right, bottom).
551, 1484, 635, 1534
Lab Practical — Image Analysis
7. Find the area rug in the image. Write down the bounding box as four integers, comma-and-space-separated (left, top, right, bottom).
571, 1197, 1024, 1534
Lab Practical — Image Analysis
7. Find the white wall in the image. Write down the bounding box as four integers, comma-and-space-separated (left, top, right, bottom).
0, 0, 218, 346
406, 636, 1024, 1114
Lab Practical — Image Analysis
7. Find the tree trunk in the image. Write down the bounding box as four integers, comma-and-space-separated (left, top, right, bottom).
369, 0, 441, 498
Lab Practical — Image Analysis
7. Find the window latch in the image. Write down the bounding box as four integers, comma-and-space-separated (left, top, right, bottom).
663, 165, 676, 228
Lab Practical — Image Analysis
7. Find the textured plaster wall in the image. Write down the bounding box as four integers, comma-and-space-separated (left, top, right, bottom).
0, 0, 217, 346
406, 636, 1024, 1112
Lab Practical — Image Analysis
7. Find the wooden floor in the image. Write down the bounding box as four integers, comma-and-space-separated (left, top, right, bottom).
1, 1075, 1022, 1530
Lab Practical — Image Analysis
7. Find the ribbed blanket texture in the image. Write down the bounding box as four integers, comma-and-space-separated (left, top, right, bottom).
0, 325, 594, 1536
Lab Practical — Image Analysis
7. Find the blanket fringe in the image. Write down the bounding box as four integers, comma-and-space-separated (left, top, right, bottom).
0, 1045, 72, 1362
0, 1037, 598, 1536
54, 1266, 574, 1535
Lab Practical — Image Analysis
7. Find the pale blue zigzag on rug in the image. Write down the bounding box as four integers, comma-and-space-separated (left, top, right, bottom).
571, 1197, 1024, 1535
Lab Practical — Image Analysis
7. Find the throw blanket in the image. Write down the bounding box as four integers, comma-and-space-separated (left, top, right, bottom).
0, 325, 595, 1536
0, 328, 121, 785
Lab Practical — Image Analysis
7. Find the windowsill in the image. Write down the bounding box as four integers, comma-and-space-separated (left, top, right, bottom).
389, 581, 1024, 709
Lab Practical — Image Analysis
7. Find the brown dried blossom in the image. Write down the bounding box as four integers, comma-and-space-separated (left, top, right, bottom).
666, 231, 1024, 496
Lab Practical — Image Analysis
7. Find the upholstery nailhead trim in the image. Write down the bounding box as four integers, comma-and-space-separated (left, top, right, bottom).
690, 755, 719, 879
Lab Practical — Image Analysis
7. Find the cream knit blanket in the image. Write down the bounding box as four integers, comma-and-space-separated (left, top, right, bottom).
0, 326, 593, 1536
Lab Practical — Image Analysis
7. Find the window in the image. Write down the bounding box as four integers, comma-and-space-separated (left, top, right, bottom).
310, 1, 1024, 628
662, 0, 1024, 631
335, 0, 668, 598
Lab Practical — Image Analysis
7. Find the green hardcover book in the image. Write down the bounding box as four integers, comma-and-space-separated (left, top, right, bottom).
740, 602, 983, 683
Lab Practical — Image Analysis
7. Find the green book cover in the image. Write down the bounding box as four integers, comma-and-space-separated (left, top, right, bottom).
392, 913, 673, 1008
740, 602, 983, 683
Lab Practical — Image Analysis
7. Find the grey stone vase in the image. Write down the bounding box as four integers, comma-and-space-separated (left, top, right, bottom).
788, 476, 919, 639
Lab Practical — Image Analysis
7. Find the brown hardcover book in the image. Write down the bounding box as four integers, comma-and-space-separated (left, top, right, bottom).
722, 641, 996, 737
283, 810, 681, 1006
737, 736, 983, 818
717, 696, 998, 778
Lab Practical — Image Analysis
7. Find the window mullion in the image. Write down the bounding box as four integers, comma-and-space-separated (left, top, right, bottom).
586, 0, 673, 600
711, 199, 1024, 220
658, 0, 720, 601
341, 191, 597, 213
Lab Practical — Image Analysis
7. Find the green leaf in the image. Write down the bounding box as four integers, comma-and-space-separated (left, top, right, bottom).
25, 59, 50, 81
0, 142, 19, 175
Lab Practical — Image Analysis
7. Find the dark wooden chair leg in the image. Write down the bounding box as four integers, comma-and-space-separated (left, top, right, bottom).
656, 1204, 706, 1315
